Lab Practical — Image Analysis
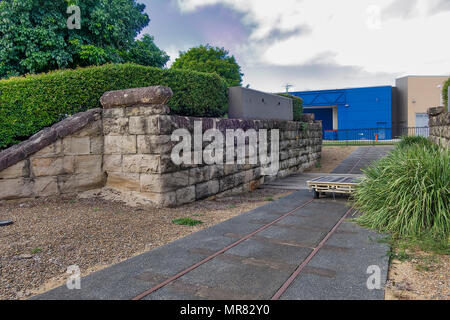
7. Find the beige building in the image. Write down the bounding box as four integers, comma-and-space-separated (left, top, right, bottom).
395, 76, 449, 130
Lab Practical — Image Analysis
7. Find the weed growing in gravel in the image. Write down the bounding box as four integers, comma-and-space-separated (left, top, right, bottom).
192, 213, 204, 217
264, 197, 275, 202
172, 217, 204, 226
227, 205, 237, 209
31, 248, 42, 254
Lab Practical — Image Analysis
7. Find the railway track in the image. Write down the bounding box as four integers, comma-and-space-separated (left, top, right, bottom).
132, 199, 354, 301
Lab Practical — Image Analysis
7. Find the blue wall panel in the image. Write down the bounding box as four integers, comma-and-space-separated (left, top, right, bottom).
291, 86, 392, 140
304, 108, 333, 131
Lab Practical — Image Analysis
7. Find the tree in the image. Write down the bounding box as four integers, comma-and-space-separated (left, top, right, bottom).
171, 45, 243, 87
0, 0, 169, 78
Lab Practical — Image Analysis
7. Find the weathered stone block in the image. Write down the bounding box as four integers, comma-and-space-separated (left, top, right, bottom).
219, 175, 235, 192
196, 180, 219, 200
0, 178, 34, 200
72, 120, 102, 138
189, 166, 211, 185
100, 86, 173, 109
142, 191, 177, 207
129, 116, 146, 135
106, 172, 140, 192
58, 173, 106, 193
33, 140, 62, 157
31, 156, 74, 177
122, 155, 159, 173
103, 155, 122, 172
0, 160, 28, 179
103, 117, 129, 135
90, 136, 104, 154
176, 186, 196, 205
63, 137, 91, 155
103, 108, 125, 118
137, 135, 173, 154
140, 171, 189, 193
33, 176, 59, 197
104, 135, 137, 154
74, 155, 102, 174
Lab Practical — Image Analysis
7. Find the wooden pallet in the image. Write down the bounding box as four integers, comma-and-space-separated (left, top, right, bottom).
307, 176, 361, 198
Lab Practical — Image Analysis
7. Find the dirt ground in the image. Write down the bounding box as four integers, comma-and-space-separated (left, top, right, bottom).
385, 252, 450, 300
306, 146, 358, 173
0, 188, 293, 300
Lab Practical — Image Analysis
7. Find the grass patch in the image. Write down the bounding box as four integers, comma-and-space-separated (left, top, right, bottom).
227, 205, 237, 209
172, 217, 204, 227
31, 248, 42, 254
264, 197, 275, 202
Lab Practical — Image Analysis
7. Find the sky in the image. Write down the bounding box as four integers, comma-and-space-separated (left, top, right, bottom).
140, 0, 450, 92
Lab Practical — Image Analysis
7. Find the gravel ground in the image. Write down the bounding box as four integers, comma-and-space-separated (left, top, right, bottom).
0, 188, 293, 300
305, 146, 358, 173
386, 252, 450, 300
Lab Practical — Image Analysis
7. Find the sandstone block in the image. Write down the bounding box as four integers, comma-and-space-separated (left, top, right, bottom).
196, 180, 219, 200
63, 137, 91, 155
58, 173, 106, 193
0, 178, 34, 200
0, 160, 28, 179
103, 117, 129, 135
104, 135, 137, 154
33, 176, 59, 197
140, 171, 189, 193
31, 156, 74, 177
129, 116, 146, 135
103, 155, 122, 172
122, 155, 159, 173
176, 186, 196, 205
74, 155, 102, 174
90, 136, 104, 154
106, 172, 140, 192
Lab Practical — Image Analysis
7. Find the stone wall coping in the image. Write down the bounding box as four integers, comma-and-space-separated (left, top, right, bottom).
100, 86, 173, 109
0, 108, 101, 172
428, 106, 445, 117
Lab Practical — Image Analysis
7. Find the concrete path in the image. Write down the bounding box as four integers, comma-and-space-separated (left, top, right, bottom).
34, 189, 389, 300
331, 146, 394, 174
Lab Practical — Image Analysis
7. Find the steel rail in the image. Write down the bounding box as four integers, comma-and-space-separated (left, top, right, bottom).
131, 199, 315, 300
271, 206, 354, 300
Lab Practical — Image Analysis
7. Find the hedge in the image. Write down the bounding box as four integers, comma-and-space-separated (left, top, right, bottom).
0, 64, 228, 150
277, 93, 303, 121
443, 77, 449, 111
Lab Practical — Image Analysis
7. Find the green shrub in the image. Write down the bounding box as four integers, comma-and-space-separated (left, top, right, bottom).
354, 144, 449, 239
277, 93, 303, 121
397, 136, 435, 150
443, 77, 449, 111
0, 63, 228, 150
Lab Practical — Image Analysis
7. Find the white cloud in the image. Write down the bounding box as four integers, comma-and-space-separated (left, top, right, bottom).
176, 0, 450, 76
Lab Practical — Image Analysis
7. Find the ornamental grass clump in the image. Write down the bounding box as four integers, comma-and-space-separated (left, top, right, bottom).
355, 143, 449, 239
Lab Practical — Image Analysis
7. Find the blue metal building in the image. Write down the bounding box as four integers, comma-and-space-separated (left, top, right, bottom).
291, 86, 394, 140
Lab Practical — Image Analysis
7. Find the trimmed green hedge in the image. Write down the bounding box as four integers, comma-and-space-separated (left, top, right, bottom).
0, 64, 228, 149
443, 77, 449, 111
277, 93, 303, 121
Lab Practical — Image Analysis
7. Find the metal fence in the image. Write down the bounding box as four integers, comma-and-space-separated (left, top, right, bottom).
323, 127, 429, 146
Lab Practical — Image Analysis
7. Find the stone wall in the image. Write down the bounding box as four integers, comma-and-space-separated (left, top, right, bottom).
428, 106, 450, 148
0, 109, 105, 200
99, 87, 322, 207
0, 86, 322, 205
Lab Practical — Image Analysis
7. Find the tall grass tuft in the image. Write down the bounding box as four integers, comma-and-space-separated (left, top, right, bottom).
396, 136, 435, 150
355, 143, 449, 239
